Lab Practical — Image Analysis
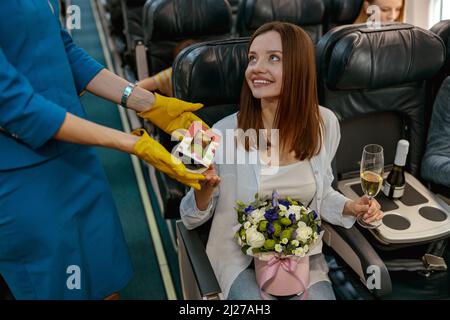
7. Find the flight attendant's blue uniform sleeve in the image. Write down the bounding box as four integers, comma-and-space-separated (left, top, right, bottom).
0, 48, 67, 150
60, 28, 105, 95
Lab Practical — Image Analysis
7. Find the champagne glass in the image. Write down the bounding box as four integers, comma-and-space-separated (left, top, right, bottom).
358, 144, 384, 229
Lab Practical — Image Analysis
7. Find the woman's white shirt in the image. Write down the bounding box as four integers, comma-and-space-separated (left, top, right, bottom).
180, 106, 356, 299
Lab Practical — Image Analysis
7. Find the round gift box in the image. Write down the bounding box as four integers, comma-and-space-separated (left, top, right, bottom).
254, 256, 310, 296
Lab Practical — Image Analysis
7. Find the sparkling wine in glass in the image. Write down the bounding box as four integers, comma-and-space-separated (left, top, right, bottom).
359, 144, 384, 229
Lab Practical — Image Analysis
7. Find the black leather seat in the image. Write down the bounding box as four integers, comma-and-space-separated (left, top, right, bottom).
317, 23, 445, 179
142, 0, 233, 76
120, 0, 147, 67
316, 23, 450, 299
235, 0, 326, 43
323, 0, 363, 33
139, 0, 233, 218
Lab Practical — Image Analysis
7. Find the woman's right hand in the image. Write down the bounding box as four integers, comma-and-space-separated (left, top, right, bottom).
194, 164, 220, 210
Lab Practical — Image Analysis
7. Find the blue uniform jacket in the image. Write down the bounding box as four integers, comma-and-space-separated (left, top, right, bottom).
0, 0, 104, 170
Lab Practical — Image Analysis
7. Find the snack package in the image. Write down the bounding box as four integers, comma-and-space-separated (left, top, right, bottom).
174, 122, 220, 173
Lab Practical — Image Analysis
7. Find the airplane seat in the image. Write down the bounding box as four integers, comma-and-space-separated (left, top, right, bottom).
120, 0, 147, 68
142, 0, 233, 77
105, 0, 125, 38
316, 23, 450, 299
172, 37, 379, 300
235, 0, 326, 44
172, 38, 249, 298
139, 1, 234, 219
323, 0, 364, 33
153, 38, 249, 220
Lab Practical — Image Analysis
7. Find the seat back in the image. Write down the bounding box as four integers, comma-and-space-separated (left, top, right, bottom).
316, 23, 445, 179
323, 0, 363, 32
143, 0, 233, 76
121, 0, 147, 48
235, 0, 325, 43
173, 38, 250, 122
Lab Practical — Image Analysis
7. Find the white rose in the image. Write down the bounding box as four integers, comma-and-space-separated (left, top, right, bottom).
297, 221, 307, 229
290, 205, 301, 214
291, 240, 299, 247
296, 226, 313, 242
281, 238, 288, 245
303, 244, 309, 253
249, 209, 265, 225
279, 204, 288, 212
246, 227, 265, 248
244, 221, 251, 229
275, 244, 283, 253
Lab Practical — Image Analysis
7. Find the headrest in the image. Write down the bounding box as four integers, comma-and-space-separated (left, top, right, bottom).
173, 38, 250, 106
143, 0, 232, 42
237, 0, 325, 35
431, 20, 450, 62
326, 0, 363, 24
317, 23, 446, 90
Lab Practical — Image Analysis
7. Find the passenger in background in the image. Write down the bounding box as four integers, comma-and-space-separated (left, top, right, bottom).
354, 0, 405, 24
180, 22, 384, 300
138, 39, 199, 96
421, 77, 450, 196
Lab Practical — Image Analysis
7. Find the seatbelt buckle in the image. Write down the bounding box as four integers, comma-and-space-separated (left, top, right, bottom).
422, 254, 448, 271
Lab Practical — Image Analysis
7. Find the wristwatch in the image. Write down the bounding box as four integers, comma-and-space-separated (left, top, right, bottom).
121, 83, 136, 108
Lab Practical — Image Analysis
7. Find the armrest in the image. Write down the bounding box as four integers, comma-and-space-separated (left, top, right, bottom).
322, 222, 392, 297
176, 221, 222, 300
430, 182, 450, 205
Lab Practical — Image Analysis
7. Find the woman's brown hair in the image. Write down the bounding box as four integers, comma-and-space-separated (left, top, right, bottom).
354, 0, 405, 24
237, 22, 323, 161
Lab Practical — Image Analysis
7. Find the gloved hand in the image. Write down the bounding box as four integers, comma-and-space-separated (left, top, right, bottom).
132, 129, 205, 190
138, 93, 209, 134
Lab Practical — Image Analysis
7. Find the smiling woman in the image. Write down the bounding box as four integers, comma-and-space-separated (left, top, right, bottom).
239, 22, 323, 162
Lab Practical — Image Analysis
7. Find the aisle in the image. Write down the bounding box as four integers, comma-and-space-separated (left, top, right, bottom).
69, 0, 181, 299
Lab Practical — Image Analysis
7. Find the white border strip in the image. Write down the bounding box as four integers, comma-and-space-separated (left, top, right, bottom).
90, 0, 177, 300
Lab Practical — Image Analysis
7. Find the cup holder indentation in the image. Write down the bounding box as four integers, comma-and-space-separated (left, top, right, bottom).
382, 214, 411, 230
418, 206, 448, 222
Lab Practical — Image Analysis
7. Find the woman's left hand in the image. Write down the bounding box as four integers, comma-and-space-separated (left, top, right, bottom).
349, 196, 384, 223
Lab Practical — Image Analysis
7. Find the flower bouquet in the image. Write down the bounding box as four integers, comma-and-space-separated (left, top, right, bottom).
234, 191, 322, 299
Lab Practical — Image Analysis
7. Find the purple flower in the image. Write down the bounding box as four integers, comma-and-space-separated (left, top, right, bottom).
264, 208, 278, 222
317, 224, 321, 234
289, 213, 296, 224
279, 199, 290, 208
271, 190, 279, 207
267, 222, 275, 235
312, 210, 318, 219
244, 205, 255, 214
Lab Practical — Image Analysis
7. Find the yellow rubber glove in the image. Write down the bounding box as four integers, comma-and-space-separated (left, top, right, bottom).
138, 93, 209, 134
132, 129, 205, 190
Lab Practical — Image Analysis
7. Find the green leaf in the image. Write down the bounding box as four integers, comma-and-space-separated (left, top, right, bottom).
241, 245, 250, 255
